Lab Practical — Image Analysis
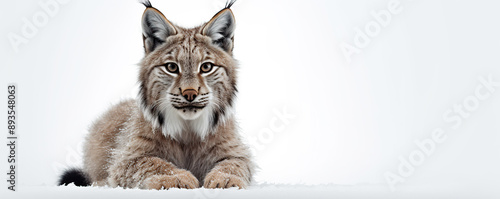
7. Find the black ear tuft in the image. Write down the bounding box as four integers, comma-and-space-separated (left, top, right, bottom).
141, 0, 152, 8
225, 0, 237, 9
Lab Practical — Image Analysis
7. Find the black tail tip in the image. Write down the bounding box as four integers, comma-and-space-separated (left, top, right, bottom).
58, 168, 91, 187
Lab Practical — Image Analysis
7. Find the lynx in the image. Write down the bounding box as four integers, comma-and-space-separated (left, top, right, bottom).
59, 0, 254, 189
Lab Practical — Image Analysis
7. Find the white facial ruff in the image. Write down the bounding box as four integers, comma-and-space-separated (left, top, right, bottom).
138, 95, 233, 141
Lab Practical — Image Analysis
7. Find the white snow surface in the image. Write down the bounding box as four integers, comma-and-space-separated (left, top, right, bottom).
3, 183, 500, 199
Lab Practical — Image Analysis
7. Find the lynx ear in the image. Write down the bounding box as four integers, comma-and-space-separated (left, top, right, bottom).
141, 5, 177, 53
201, 8, 235, 53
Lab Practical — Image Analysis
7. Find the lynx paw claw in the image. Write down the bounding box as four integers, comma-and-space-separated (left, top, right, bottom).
143, 171, 199, 190
203, 172, 247, 189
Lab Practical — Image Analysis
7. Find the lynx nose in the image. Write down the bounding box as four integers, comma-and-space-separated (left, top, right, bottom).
182, 89, 198, 102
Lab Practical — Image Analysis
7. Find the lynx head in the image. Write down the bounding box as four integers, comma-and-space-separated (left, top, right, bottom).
138, 1, 238, 140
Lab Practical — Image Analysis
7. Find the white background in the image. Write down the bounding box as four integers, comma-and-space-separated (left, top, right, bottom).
1, 0, 500, 195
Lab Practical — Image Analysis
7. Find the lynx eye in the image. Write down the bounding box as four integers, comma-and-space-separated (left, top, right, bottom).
200, 62, 213, 73
164, 63, 179, 73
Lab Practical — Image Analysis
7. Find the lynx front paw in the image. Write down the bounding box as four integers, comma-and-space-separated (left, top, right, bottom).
142, 171, 199, 190
203, 172, 247, 189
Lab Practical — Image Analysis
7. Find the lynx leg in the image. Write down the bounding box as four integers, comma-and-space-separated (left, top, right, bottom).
203, 158, 252, 189
108, 156, 199, 189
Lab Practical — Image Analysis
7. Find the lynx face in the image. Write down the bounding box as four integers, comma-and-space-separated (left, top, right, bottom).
138, 3, 238, 140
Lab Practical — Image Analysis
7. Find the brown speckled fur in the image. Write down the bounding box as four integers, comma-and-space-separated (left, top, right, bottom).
82, 2, 253, 190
